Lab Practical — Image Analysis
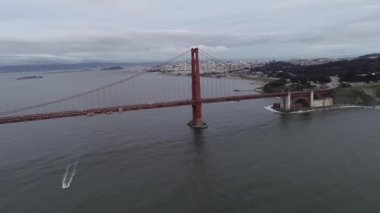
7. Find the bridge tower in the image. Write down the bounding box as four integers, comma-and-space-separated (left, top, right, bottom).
188, 48, 208, 129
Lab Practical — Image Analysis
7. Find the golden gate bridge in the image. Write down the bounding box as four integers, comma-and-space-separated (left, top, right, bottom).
0, 48, 333, 127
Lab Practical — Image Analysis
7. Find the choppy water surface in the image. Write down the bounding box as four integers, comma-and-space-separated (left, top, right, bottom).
1, 71, 380, 213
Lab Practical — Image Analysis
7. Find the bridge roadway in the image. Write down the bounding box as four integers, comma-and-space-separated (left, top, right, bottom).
0, 91, 318, 125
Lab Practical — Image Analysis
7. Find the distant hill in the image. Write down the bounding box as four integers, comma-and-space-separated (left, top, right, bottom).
251, 53, 380, 84
0, 62, 157, 73
358, 53, 380, 60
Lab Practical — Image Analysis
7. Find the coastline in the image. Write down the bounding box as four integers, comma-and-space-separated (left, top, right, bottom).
265, 104, 379, 114
158, 72, 271, 90
159, 71, 380, 109
333, 84, 380, 106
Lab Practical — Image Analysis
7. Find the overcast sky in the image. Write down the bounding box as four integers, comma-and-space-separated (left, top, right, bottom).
0, 0, 379, 65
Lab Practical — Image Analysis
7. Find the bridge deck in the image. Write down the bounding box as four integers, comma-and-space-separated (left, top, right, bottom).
0, 90, 333, 125
0, 92, 292, 125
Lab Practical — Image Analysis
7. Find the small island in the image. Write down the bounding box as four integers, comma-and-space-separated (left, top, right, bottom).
17, 76, 43, 80
101, 66, 123, 71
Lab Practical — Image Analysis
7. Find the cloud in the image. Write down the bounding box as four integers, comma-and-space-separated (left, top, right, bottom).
0, 0, 379, 65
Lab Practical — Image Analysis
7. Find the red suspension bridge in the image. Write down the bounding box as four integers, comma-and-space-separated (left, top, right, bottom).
0, 48, 333, 127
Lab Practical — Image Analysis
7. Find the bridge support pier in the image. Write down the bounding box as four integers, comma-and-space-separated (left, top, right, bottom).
285, 91, 291, 111
310, 89, 315, 108
188, 48, 208, 129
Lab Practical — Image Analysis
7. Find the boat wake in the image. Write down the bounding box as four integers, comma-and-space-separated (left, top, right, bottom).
62, 161, 78, 189
264, 105, 282, 113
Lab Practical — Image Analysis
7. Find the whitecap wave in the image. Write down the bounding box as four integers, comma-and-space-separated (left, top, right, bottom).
264, 105, 282, 113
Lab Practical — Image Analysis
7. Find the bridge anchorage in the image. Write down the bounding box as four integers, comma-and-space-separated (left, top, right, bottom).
272, 89, 334, 112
